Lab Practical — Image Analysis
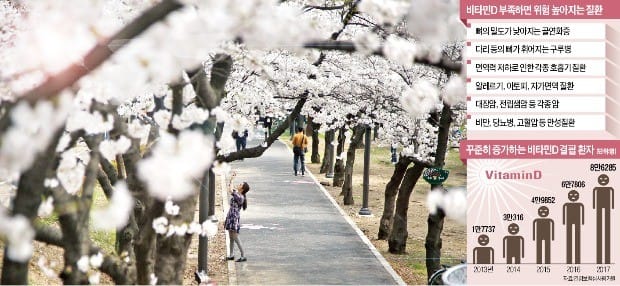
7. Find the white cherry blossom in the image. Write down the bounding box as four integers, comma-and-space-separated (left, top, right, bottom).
91, 181, 134, 230
37, 197, 54, 218
99, 136, 131, 162
77, 255, 90, 273
89, 252, 104, 269
138, 130, 215, 200
152, 216, 169, 234
164, 200, 180, 216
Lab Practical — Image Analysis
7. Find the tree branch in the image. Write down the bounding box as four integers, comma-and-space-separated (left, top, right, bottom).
1, 127, 65, 284
311, 0, 360, 67
34, 224, 135, 284
80, 135, 103, 217
97, 168, 114, 199
21, 0, 184, 103
303, 40, 462, 74
216, 96, 307, 162
0, 0, 184, 135
303, 4, 345, 11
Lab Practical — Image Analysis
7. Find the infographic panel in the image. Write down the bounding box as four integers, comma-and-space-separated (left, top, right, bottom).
461, 0, 620, 284
467, 159, 618, 284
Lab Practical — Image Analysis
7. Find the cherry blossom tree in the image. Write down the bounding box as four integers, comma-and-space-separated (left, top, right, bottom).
0, 0, 467, 284
0, 0, 321, 284
299, 0, 467, 279
205, 0, 468, 280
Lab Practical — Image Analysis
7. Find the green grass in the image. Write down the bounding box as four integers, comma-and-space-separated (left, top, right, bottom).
37, 211, 59, 227
406, 261, 427, 277
89, 185, 116, 254
36, 184, 116, 255
359, 144, 465, 184
443, 148, 466, 188
370, 146, 393, 166
386, 245, 430, 284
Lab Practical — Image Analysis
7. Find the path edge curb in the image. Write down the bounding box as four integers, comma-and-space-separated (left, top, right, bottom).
280, 139, 407, 286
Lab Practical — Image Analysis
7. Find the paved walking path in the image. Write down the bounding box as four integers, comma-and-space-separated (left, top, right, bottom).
226, 138, 403, 285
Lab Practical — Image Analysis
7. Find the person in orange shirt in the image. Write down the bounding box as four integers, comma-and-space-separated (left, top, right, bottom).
291, 127, 308, 176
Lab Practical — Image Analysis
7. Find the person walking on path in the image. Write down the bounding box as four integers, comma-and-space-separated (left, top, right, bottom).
233, 129, 249, 152
224, 171, 251, 262
291, 127, 308, 176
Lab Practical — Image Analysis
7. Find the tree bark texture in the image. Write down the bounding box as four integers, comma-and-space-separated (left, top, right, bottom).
135, 201, 163, 285
100, 157, 119, 185
388, 164, 424, 254
154, 196, 197, 284
58, 135, 102, 284
297, 115, 305, 132
425, 104, 454, 279
1, 128, 64, 284
310, 120, 321, 163
378, 156, 412, 240
115, 154, 127, 180
341, 125, 365, 205
425, 210, 446, 279
319, 129, 335, 174
332, 127, 347, 187
135, 54, 232, 284
122, 138, 156, 285
34, 224, 136, 284
373, 125, 379, 140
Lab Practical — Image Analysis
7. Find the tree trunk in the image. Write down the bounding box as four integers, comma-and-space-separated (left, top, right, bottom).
100, 157, 118, 185
378, 156, 412, 240
122, 139, 157, 285
1, 128, 64, 284
332, 127, 347, 187
310, 121, 321, 163
341, 125, 365, 205
373, 125, 379, 140
116, 154, 127, 179
53, 134, 103, 284
297, 114, 305, 131
154, 196, 197, 284
388, 164, 424, 253
319, 129, 334, 174
425, 104, 454, 279
34, 223, 136, 284
135, 201, 162, 285
58, 214, 92, 284
425, 210, 446, 279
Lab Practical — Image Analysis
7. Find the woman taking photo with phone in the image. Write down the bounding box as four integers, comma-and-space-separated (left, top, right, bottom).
224, 171, 250, 262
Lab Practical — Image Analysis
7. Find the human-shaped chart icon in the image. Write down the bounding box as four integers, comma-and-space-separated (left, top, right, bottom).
503, 223, 524, 264
473, 234, 494, 264
593, 174, 614, 264
563, 190, 584, 264
533, 206, 554, 264
468, 159, 619, 284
